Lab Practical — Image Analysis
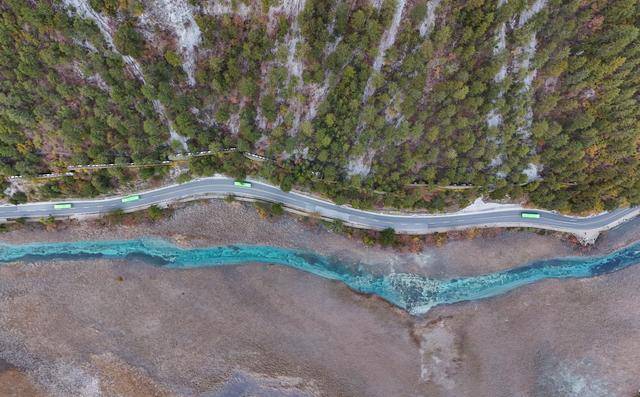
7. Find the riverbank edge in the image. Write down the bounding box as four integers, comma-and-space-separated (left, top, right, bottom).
2, 176, 638, 245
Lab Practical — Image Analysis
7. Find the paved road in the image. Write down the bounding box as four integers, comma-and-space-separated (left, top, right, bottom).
1, 177, 638, 239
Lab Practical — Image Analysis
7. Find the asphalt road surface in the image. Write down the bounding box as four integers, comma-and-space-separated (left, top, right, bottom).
1, 177, 638, 238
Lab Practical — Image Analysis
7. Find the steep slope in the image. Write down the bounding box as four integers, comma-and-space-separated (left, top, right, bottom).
0, 0, 638, 213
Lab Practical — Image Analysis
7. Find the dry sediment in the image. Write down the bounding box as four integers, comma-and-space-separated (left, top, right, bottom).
0, 199, 639, 396
0, 199, 605, 277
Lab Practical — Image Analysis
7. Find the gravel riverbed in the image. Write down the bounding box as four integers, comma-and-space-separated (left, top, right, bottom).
0, 199, 638, 396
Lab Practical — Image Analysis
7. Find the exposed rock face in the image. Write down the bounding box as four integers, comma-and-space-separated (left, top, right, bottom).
141, 0, 202, 86
58, 0, 573, 188
419, 0, 441, 38
362, 0, 407, 101
61, 0, 190, 150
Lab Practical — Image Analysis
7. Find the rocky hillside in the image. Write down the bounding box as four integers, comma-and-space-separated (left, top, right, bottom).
0, 0, 639, 212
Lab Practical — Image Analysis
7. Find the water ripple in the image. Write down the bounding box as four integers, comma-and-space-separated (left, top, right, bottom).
0, 239, 638, 315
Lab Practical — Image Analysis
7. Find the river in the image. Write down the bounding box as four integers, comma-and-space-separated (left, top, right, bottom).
1, 238, 638, 314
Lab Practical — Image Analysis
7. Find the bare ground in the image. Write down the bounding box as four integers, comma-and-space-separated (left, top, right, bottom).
0, 199, 598, 277
420, 265, 640, 397
0, 199, 638, 396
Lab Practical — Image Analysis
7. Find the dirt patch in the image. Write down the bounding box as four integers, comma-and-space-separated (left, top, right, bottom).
0, 198, 639, 396
0, 259, 420, 396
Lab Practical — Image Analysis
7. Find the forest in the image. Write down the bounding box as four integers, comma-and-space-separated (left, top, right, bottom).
0, 0, 638, 213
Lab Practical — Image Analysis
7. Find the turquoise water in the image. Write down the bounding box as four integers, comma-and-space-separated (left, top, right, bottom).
0, 238, 639, 314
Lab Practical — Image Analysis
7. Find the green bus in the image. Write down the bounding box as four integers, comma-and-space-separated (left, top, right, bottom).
234, 181, 252, 188
121, 195, 141, 203
521, 212, 541, 219
53, 203, 73, 210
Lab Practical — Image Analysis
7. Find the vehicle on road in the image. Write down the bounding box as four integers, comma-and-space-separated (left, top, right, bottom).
53, 203, 73, 210
521, 212, 541, 219
121, 195, 141, 203
234, 181, 252, 188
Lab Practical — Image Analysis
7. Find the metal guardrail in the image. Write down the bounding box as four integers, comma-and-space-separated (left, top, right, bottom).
8, 172, 75, 180
67, 160, 172, 171
6, 148, 272, 180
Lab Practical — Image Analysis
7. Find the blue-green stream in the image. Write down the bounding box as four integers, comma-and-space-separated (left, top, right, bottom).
0, 239, 639, 315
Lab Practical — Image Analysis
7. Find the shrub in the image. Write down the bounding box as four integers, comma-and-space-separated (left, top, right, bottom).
147, 205, 163, 221
379, 227, 396, 247
9, 191, 27, 205
114, 19, 144, 57
271, 203, 284, 216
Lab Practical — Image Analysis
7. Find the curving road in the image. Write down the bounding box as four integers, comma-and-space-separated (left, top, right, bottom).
1, 177, 638, 241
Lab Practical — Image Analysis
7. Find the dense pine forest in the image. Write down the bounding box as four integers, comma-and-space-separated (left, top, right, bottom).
0, 0, 638, 213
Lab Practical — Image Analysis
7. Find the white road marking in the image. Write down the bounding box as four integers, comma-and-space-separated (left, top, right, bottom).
3, 177, 638, 237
